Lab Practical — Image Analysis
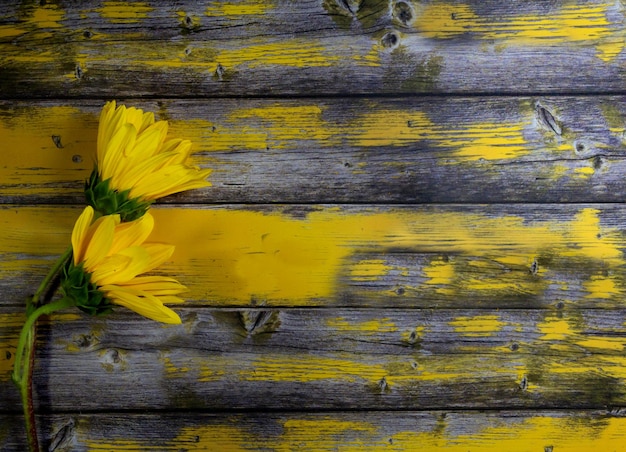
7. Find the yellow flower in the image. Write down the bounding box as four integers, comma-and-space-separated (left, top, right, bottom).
62, 206, 186, 324
86, 101, 212, 221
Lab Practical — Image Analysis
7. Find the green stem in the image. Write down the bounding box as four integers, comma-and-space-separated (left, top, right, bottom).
27, 246, 72, 315
12, 297, 75, 452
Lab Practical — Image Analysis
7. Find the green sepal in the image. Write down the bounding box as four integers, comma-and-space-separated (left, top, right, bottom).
85, 167, 153, 222
60, 260, 113, 317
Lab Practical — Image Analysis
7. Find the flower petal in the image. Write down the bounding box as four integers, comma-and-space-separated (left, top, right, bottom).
83, 215, 118, 270
104, 288, 182, 324
97, 101, 116, 164
116, 276, 187, 295
109, 213, 154, 255
71, 206, 95, 265
101, 123, 137, 183
141, 243, 175, 272
93, 246, 151, 285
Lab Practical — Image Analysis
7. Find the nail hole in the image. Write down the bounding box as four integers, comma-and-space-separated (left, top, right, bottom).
393, 1, 413, 24
395, 287, 405, 295
83, 30, 93, 38
72, 154, 83, 163
381, 31, 399, 48
510, 343, 519, 351
51, 135, 63, 148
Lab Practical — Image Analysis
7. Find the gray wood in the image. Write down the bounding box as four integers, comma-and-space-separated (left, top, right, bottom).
1, 96, 625, 204
3, 410, 626, 451
3, 307, 626, 411
1, 1, 624, 97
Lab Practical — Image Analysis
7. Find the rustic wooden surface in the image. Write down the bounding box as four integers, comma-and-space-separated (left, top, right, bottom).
1, 0, 626, 450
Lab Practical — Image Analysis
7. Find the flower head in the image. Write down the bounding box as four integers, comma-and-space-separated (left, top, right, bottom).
85, 101, 212, 221
61, 206, 186, 324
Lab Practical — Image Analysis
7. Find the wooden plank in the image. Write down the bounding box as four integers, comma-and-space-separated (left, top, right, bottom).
0, 204, 626, 308
3, 204, 626, 309
1, 1, 624, 97
1, 97, 625, 204
4, 307, 626, 411
3, 410, 626, 451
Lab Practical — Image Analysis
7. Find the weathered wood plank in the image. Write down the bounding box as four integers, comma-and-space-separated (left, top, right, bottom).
3, 410, 626, 451
1, 97, 625, 203
3, 204, 626, 309
1, 1, 624, 97
4, 308, 626, 411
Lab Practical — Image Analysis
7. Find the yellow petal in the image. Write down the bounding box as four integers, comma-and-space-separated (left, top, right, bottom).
139, 111, 155, 133
94, 246, 151, 285
83, 215, 118, 270
100, 123, 137, 182
90, 253, 132, 285
117, 276, 187, 295
97, 101, 116, 164
105, 288, 182, 324
71, 206, 95, 265
128, 166, 211, 200
141, 243, 175, 272
109, 213, 154, 255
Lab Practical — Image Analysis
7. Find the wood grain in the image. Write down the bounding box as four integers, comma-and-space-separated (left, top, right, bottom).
0, 1, 624, 97
1, 97, 625, 204
4, 307, 626, 412
2, 204, 626, 309
3, 410, 626, 451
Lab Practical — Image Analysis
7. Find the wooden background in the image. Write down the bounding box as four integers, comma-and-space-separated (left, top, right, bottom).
1, 0, 626, 450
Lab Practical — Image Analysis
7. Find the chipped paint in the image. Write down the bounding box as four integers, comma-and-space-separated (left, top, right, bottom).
416, 2, 624, 62
349, 259, 392, 282
205, 1, 274, 18
241, 354, 387, 383
325, 317, 398, 335
350, 109, 529, 161
449, 315, 506, 337
97, 2, 153, 24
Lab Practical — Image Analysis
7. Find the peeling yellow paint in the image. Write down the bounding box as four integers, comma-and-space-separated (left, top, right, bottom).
422, 257, 455, 294
214, 39, 339, 69
31, 5, 65, 28
574, 166, 595, 178
417, 3, 624, 62
584, 274, 622, 299
205, 1, 274, 18
325, 317, 398, 335
449, 315, 506, 337
349, 259, 392, 282
0, 106, 95, 197
228, 105, 340, 149
242, 355, 387, 383
537, 316, 577, 341
350, 109, 529, 161
97, 2, 153, 24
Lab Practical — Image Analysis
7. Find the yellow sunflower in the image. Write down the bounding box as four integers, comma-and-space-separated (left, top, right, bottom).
62, 206, 186, 324
86, 101, 212, 221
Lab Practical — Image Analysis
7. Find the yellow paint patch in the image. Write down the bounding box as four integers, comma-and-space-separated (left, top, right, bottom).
147, 206, 625, 304
537, 316, 577, 341
391, 416, 626, 452
205, 1, 273, 18
228, 104, 340, 149
422, 257, 455, 294
242, 354, 387, 383
215, 39, 339, 69
351, 109, 529, 161
576, 337, 624, 352
0, 106, 95, 197
449, 315, 506, 337
31, 5, 65, 28
325, 317, 398, 335
575, 166, 595, 178
417, 3, 624, 62
349, 259, 392, 282
584, 275, 622, 299
97, 2, 153, 24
